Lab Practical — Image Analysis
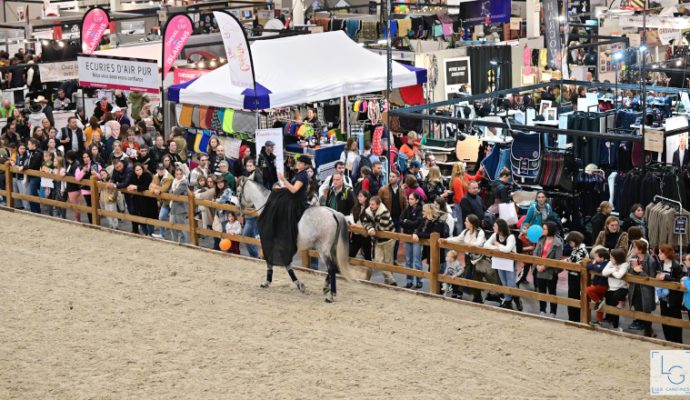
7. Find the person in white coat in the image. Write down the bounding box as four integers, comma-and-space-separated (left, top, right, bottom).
601, 248, 629, 330
484, 218, 521, 310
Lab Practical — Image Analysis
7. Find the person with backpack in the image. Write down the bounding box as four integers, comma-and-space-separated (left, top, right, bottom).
351, 141, 379, 182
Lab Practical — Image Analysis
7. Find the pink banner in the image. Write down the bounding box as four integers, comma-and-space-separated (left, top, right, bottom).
80, 8, 109, 55
163, 14, 193, 79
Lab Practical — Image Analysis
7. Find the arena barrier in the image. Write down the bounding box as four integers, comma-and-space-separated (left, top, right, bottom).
1, 164, 688, 339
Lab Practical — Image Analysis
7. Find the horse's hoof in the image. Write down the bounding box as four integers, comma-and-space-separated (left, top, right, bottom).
260, 281, 271, 288
325, 293, 335, 303
296, 281, 306, 293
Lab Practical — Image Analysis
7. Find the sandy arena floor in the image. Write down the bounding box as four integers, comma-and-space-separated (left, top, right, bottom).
0, 211, 674, 399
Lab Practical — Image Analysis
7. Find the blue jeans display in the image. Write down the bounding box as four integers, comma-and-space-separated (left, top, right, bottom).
27, 176, 41, 213
404, 242, 423, 284
242, 217, 260, 258
497, 264, 516, 301
158, 205, 170, 237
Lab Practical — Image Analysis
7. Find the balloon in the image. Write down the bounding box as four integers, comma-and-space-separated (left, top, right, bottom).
526, 225, 543, 244
219, 239, 232, 251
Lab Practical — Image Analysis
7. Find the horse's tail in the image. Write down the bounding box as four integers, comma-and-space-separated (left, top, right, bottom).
332, 212, 354, 282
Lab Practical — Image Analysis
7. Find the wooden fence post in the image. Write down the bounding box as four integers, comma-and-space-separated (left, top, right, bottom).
4, 164, 12, 208
580, 260, 592, 324
90, 175, 100, 226
429, 233, 441, 294
187, 191, 198, 246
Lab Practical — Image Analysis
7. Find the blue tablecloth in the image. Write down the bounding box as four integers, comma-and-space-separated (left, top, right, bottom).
285, 143, 345, 168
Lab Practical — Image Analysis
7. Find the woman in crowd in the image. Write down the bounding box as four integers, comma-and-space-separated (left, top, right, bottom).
484, 218, 521, 310
412, 202, 450, 290
628, 239, 658, 337
87, 143, 104, 168
590, 201, 613, 241
656, 244, 684, 343
12, 108, 29, 141
169, 167, 189, 243
84, 116, 102, 145
161, 154, 175, 175
621, 203, 647, 238
235, 145, 251, 178
306, 167, 319, 207
11, 142, 29, 210
565, 231, 588, 322
195, 175, 218, 229
450, 162, 484, 205
98, 168, 119, 229
350, 190, 372, 260
41, 117, 52, 135
109, 141, 127, 165
625, 226, 646, 260
403, 174, 428, 202
594, 216, 629, 253
449, 214, 487, 303
424, 166, 448, 203
74, 152, 102, 224
533, 221, 564, 318
362, 195, 397, 286
31, 127, 45, 144
400, 191, 424, 289
122, 129, 140, 157
602, 248, 630, 330
64, 150, 82, 222
521, 191, 559, 235
52, 156, 67, 218
207, 135, 220, 156
127, 163, 157, 236
340, 137, 358, 179
44, 138, 62, 158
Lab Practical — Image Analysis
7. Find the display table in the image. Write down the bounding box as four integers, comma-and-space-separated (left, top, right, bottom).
285, 142, 345, 180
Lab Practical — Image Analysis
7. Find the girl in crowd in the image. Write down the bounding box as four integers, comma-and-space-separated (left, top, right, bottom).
628, 239, 658, 337
424, 166, 448, 204
400, 192, 424, 289
99, 168, 119, 229
602, 248, 630, 330
169, 167, 189, 244
350, 190, 372, 260
656, 244, 684, 343
413, 203, 450, 290
621, 203, 647, 238
44, 138, 61, 158
64, 150, 82, 222
127, 163, 157, 235
533, 221, 564, 318
404, 174, 428, 202
75, 152, 102, 224
565, 231, 588, 322
594, 216, 629, 253
590, 201, 613, 241
40, 151, 56, 216
484, 218, 522, 310
52, 156, 67, 218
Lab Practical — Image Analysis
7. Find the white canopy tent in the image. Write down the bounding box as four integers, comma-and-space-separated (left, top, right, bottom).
168, 31, 427, 110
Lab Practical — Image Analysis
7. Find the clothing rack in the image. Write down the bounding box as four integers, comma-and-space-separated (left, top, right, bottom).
654, 194, 685, 259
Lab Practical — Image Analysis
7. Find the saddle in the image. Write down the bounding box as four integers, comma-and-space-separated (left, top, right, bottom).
510, 131, 541, 184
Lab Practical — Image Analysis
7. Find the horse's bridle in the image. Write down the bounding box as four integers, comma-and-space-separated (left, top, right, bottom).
236, 176, 265, 216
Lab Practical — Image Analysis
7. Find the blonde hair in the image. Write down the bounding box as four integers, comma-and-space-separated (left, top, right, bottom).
407, 131, 417, 141
446, 250, 458, 260
54, 155, 65, 169
597, 201, 613, 214
451, 162, 466, 179
427, 166, 442, 183
423, 203, 440, 219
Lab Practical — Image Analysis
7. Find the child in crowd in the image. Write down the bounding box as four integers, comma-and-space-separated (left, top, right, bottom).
40, 151, 55, 215
586, 247, 610, 324
225, 212, 242, 254
99, 168, 120, 229
53, 156, 66, 219
602, 248, 629, 330
442, 250, 463, 297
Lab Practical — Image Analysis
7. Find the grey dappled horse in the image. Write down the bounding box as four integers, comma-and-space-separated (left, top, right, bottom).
235, 175, 353, 302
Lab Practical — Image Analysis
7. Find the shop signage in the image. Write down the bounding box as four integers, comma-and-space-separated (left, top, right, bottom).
39, 61, 78, 82
255, 128, 284, 176
78, 56, 159, 94
510, 17, 521, 30
543, 0, 562, 70
674, 215, 688, 235
460, 0, 512, 26
644, 129, 664, 153
214, 11, 255, 90
173, 68, 210, 84
444, 57, 471, 100
162, 14, 193, 79
658, 28, 681, 45
80, 7, 109, 54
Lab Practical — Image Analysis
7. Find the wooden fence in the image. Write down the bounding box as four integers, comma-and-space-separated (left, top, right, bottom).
1, 163, 688, 338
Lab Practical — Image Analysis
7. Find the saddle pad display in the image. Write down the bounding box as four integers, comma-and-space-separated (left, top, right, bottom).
510, 131, 541, 184
198, 106, 209, 129
191, 105, 201, 128
179, 104, 193, 127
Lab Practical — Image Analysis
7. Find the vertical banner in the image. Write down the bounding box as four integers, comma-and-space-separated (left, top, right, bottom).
543, 0, 562, 70
213, 11, 256, 90
80, 7, 110, 55
162, 14, 193, 79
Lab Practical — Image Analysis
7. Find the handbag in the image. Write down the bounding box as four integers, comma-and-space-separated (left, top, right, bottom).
498, 202, 518, 225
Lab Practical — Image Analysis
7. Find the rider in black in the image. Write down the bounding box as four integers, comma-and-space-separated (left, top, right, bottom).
258, 154, 312, 290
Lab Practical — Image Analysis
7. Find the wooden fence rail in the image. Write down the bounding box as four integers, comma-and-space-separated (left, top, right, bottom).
1, 163, 688, 339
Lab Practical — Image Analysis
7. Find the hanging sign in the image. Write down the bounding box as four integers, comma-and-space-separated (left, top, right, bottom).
39, 61, 79, 82
213, 11, 255, 90
644, 129, 665, 153
255, 128, 284, 176
444, 56, 471, 100
80, 7, 110, 55
674, 215, 688, 235
78, 56, 159, 93
544, 0, 562, 70
510, 17, 521, 30
162, 14, 193, 79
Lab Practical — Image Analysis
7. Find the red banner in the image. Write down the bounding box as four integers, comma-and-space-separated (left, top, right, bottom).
80, 8, 109, 55
173, 68, 210, 84
163, 14, 193, 79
